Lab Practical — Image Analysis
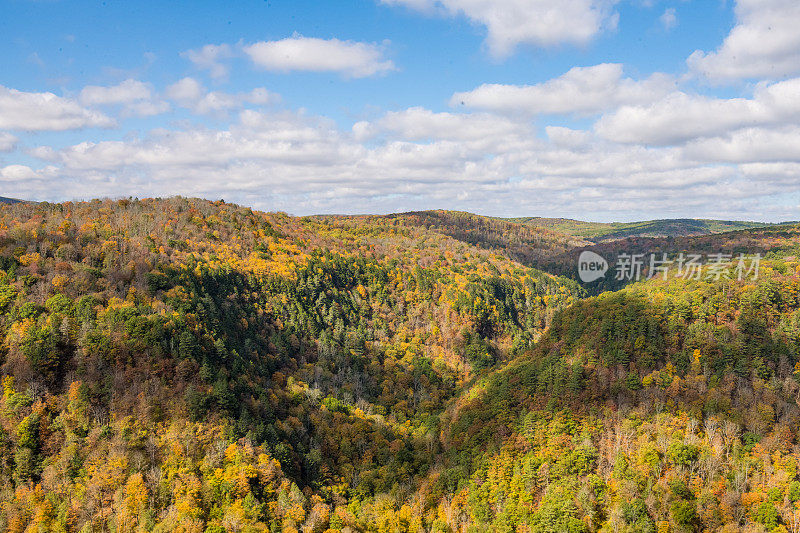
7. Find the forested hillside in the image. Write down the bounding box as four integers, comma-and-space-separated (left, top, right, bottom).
1, 198, 799, 532
0, 198, 578, 532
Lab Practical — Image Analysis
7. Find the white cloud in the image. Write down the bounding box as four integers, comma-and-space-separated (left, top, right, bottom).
247, 88, 277, 105
243, 36, 395, 77
381, 0, 619, 57
194, 89, 279, 114
165, 77, 279, 115
354, 107, 530, 143
0, 164, 41, 182
165, 77, 205, 103
124, 100, 171, 117
17, 103, 799, 220
181, 44, 234, 80
41, 110, 356, 172
660, 8, 677, 31
687, 0, 800, 81
80, 79, 152, 105
0, 133, 17, 152
451, 64, 675, 115
79, 79, 169, 117
0, 164, 63, 201
739, 162, 800, 184
684, 126, 800, 163
595, 77, 800, 145
0, 86, 114, 131
545, 126, 592, 149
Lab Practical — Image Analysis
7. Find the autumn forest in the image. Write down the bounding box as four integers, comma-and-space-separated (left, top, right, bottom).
1, 197, 800, 533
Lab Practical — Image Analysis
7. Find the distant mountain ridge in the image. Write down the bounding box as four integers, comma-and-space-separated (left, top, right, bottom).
343, 210, 774, 245
507, 216, 774, 242
0, 196, 24, 204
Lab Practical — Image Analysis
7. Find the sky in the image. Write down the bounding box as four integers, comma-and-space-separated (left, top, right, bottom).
1, 0, 800, 221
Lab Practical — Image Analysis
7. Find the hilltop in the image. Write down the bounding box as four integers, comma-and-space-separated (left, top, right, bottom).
0, 197, 24, 204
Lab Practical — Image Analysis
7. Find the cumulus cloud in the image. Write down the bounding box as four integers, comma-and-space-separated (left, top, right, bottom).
15, 102, 797, 220
0, 86, 114, 131
595, 77, 800, 145
243, 36, 395, 77
687, 0, 800, 81
381, 0, 619, 57
0, 164, 42, 182
0, 133, 17, 152
165, 77, 278, 115
181, 43, 234, 79
451, 64, 675, 116
79, 79, 169, 117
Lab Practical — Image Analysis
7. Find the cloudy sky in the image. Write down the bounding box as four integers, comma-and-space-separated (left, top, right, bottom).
2, 0, 800, 221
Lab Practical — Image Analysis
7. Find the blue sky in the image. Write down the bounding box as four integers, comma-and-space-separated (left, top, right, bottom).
1, 0, 800, 221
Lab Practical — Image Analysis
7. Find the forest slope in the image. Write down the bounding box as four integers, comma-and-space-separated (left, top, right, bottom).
0, 198, 578, 532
